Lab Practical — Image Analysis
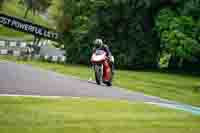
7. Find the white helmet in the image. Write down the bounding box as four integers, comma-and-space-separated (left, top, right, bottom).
94, 38, 103, 47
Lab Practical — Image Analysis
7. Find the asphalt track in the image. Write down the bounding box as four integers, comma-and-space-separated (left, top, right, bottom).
0, 61, 200, 115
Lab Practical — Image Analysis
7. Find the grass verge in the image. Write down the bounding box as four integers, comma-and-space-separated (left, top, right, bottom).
0, 96, 200, 133
0, 26, 33, 39
0, 55, 200, 106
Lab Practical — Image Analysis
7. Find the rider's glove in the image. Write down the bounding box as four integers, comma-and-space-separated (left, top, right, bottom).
109, 56, 114, 63
108, 55, 112, 61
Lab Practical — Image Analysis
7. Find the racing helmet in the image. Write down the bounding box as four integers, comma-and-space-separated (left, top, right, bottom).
94, 38, 103, 47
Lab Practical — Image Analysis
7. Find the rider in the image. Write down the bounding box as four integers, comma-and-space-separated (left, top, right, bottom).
93, 38, 114, 75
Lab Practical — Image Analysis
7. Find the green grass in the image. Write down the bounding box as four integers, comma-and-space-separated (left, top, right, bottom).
0, 96, 199, 133
0, 26, 33, 39
0, 55, 200, 106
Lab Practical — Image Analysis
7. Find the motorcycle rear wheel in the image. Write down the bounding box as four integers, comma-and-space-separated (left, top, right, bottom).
105, 81, 112, 86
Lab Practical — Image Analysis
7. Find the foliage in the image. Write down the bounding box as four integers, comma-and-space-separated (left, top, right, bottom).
180, 0, 200, 20
48, 0, 64, 29
60, 0, 97, 64
0, 0, 12, 10
155, 0, 200, 69
0, 0, 5, 9
19, 0, 52, 18
62, 0, 161, 68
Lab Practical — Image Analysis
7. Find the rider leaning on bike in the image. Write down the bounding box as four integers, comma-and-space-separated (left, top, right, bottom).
93, 38, 115, 75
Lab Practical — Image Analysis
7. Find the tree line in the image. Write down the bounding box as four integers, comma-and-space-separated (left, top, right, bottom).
1, 0, 200, 70
58, 0, 199, 70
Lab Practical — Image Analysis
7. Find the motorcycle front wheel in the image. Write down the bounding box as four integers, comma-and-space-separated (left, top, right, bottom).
94, 64, 103, 85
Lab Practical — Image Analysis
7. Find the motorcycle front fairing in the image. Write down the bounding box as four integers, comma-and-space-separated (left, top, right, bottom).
91, 50, 107, 64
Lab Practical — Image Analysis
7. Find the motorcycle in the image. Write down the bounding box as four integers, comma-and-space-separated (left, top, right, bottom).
91, 50, 113, 86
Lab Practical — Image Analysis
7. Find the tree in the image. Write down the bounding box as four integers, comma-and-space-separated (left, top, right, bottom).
19, 0, 52, 18
0, 0, 11, 10
60, 0, 183, 68
181, 0, 200, 20
155, 3, 200, 69
60, 0, 97, 64
0, 0, 5, 9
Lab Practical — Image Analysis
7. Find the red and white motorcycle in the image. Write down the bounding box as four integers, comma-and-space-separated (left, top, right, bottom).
91, 50, 113, 86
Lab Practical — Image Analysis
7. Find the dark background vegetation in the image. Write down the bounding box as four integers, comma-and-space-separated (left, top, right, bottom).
60, 0, 200, 71
1, 0, 200, 71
